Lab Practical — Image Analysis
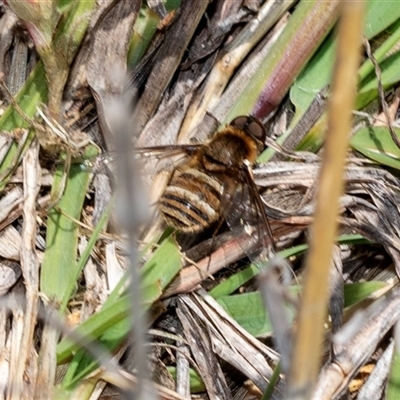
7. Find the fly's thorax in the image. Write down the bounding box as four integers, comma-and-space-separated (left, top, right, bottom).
159, 166, 223, 233
201, 126, 260, 173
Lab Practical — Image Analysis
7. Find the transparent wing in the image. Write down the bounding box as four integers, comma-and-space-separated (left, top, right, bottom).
222, 164, 276, 268
79, 144, 203, 173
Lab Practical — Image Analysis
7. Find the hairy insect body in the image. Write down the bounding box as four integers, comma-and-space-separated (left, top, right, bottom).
159, 166, 222, 232
159, 121, 264, 233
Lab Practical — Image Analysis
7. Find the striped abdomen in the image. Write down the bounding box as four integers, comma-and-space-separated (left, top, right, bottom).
159, 167, 222, 233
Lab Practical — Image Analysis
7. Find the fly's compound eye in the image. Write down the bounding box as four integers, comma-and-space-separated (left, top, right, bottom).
230, 116, 248, 130
230, 116, 266, 143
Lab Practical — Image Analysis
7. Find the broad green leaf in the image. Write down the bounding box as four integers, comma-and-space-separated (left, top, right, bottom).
289, 32, 335, 122
358, 18, 400, 81
363, 1, 400, 39
356, 51, 400, 110
217, 292, 275, 337
285, 4, 400, 155
290, 2, 400, 124
351, 126, 400, 170
217, 281, 386, 337
293, 50, 400, 153
344, 281, 388, 308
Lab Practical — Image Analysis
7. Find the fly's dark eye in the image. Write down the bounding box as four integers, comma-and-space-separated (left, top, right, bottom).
247, 118, 266, 142
230, 116, 266, 143
230, 116, 248, 130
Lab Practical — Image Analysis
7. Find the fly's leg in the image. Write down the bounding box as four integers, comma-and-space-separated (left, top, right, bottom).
205, 217, 226, 272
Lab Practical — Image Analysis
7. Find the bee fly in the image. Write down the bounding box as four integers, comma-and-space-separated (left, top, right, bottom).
84, 116, 276, 259
155, 116, 276, 258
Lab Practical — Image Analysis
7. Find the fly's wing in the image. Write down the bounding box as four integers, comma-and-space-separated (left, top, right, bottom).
79, 144, 203, 174
79, 143, 205, 241
222, 164, 276, 268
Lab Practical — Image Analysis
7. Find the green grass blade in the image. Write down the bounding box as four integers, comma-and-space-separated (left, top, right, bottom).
40, 148, 98, 309
0, 62, 47, 189
57, 234, 182, 384
210, 235, 366, 299
387, 340, 400, 400
225, 0, 339, 122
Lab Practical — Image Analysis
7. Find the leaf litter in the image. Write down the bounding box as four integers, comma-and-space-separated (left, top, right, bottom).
0, 1, 400, 399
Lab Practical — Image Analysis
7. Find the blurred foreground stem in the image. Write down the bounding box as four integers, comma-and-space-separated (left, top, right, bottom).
286, 2, 365, 399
